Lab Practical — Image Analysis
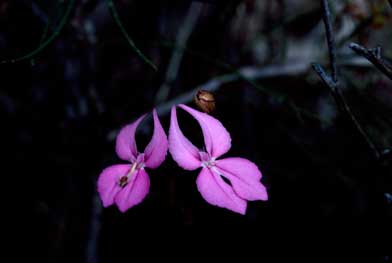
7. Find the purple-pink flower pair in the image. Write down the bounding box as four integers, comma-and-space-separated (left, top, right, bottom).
97, 104, 268, 214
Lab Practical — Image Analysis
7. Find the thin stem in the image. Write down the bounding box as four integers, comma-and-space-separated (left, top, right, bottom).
30, 9, 51, 66
38, 0, 65, 44
31, 1, 64, 66
105, 0, 157, 72
39, 15, 52, 44
349, 43, 392, 81
0, 0, 75, 64
321, 0, 338, 83
85, 190, 102, 263
312, 63, 337, 90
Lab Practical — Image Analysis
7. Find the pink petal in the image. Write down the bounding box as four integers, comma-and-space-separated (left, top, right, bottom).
115, 114, 146, 162
215, 157, 262, 181
168, 106, 201, 170
216, 158, 268, 201
97, 164, 131, 207
179, 104, 231, 158
115, 170, 150, 212
144, 109, 168, 169
196, 168, 247, 215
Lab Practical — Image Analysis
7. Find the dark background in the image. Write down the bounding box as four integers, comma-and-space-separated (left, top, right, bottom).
1, 0, 392, 262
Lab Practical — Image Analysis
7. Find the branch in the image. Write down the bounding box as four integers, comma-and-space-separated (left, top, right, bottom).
107, 60, 337, 142
314, 63, 381, 159
312, 63, 337, 90
155, 2, 203, 103
105, 0, 157, 71
349, 43, 392, 81
313, 0, 382, 159
321, 0, 338, 83
156, 62, 310, 117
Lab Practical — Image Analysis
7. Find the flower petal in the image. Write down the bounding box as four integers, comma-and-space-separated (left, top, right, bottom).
144, 109, 168, 169
196, 168, 247, 215
168, 106, 201, 170
215, 158, 268, 201
179, 104, 231, 158
97, 164, 131, 207
116, 114, 146, 162
215, 157, 262, 181
114, 170, 150, 212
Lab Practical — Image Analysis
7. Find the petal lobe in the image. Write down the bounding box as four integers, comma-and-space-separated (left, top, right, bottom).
116, 114, 146, 161
196, 168, 247, 215
168, 106, 201, 170
144, 109, 168, 169
114, 170, 150, 212
97, 164, 131, 207
179, 104, 231, 158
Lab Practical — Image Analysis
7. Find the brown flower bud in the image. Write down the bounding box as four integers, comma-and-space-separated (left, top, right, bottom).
194, 90, 216, 114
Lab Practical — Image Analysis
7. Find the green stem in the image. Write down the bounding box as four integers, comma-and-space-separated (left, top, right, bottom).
1, 0, 75, 64
106, 0, 157, 71
31, 1, 61, 66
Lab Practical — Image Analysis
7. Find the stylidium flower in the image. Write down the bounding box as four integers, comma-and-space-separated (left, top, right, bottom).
97, 109, 168, 212
169, 104, 268, 215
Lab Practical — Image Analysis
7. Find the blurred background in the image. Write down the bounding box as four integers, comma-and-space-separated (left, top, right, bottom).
1, 0, 392, 261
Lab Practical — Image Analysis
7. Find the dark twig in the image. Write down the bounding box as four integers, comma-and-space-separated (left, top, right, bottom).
313, 0, 382, 159
349, 43, 392, 81
313, 64, 381, 159
86, 190, 102, 263
321, 0, 338, 83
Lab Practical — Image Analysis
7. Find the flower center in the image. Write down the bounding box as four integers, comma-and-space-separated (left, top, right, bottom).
118, 176, 129, 187
118, 153, 145, 188
199, 151, 215, 168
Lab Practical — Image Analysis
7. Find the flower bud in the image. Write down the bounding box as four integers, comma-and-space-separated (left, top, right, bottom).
194, 90, 216, 114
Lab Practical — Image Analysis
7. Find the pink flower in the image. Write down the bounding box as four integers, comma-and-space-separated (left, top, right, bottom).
97, 110, 168, 212
169, 104, 268, 215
